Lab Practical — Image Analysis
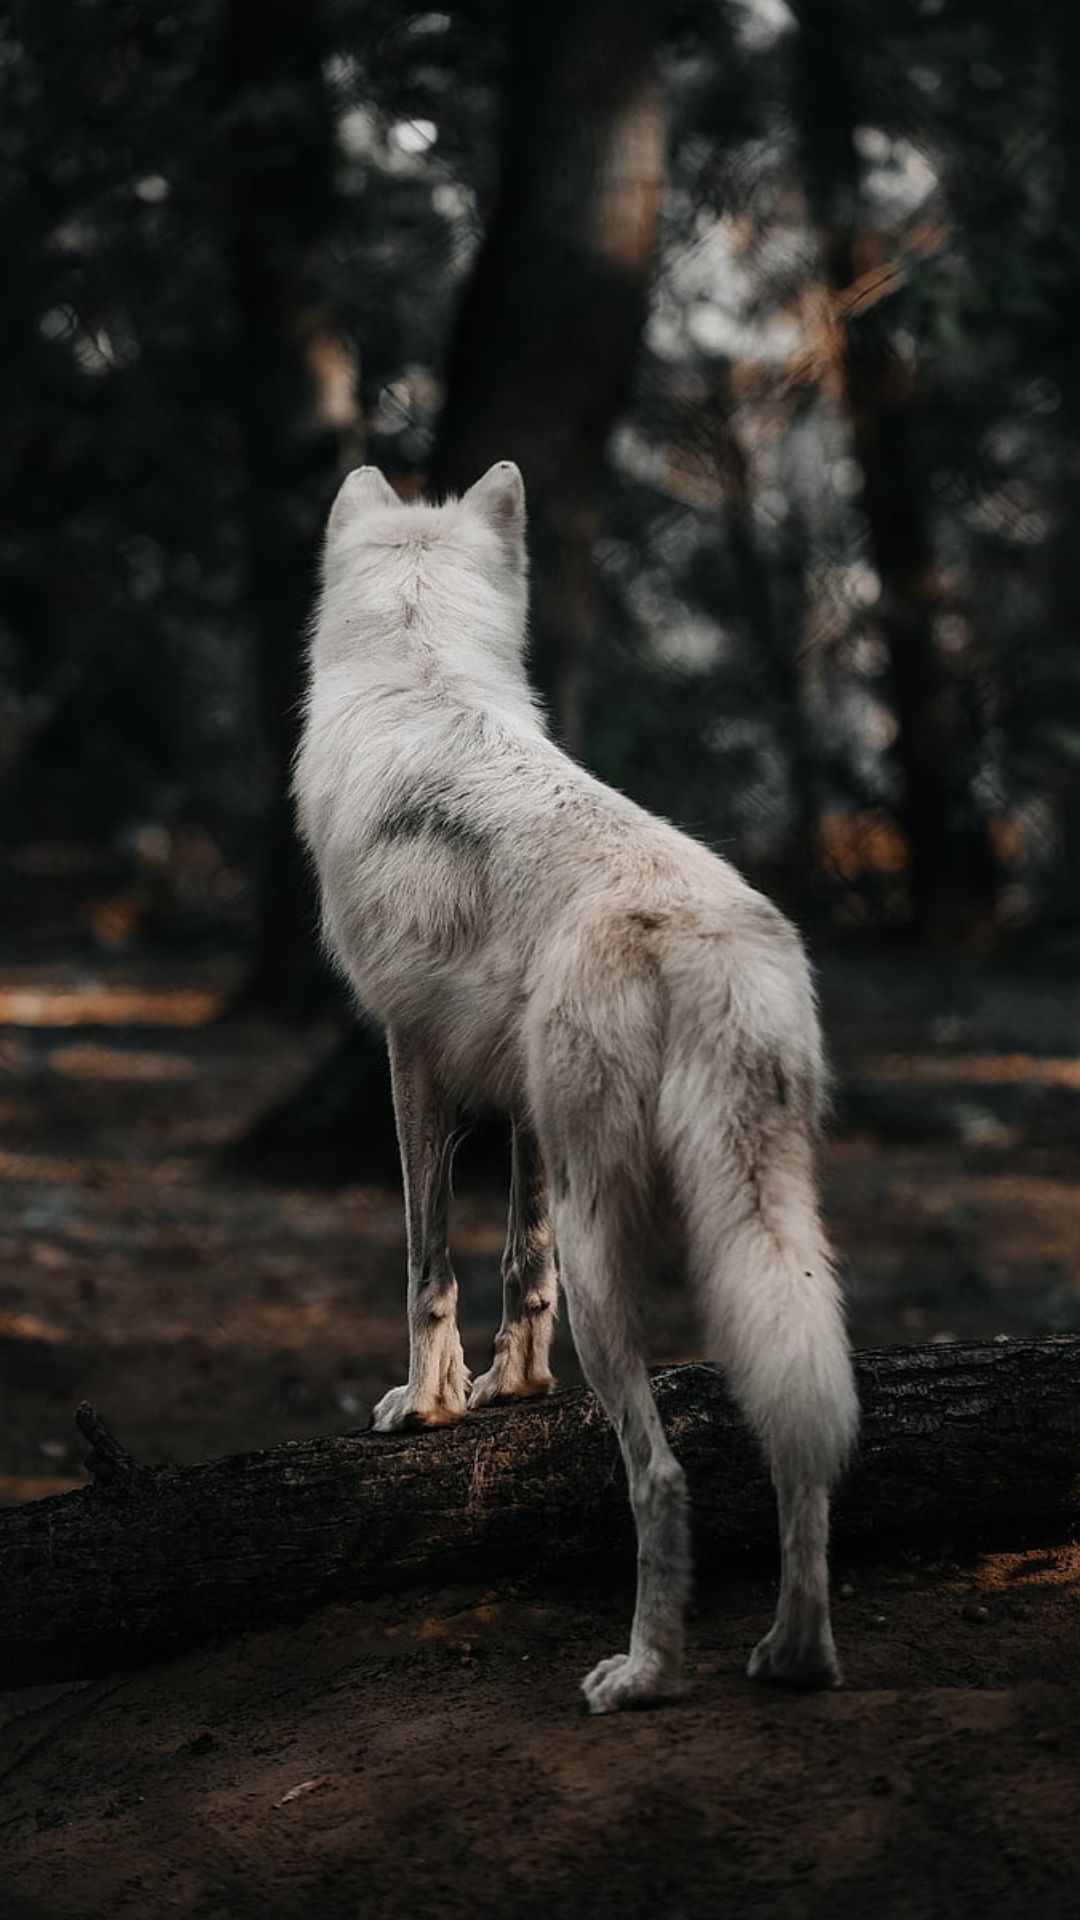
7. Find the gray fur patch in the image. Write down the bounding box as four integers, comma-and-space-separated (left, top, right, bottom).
372, 791, 492, 858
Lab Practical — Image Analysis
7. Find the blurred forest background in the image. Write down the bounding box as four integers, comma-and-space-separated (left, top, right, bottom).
6, 0, 1080, 974
2, 0, 1080, 1485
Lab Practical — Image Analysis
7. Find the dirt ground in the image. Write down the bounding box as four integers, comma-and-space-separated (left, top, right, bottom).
3, 1550, 1080, 1920
2, 951, 1080, 1917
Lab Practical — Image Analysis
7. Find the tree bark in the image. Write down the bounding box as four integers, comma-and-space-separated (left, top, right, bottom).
3, 1338, 1078, 1687
1045, 0, 1080, 929
220, 0, 360, 1014
429, 0, 665, 745
792, 0, 1000, 946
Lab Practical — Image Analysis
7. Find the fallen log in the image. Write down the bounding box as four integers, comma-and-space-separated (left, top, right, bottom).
2, 1337, 1079, 1687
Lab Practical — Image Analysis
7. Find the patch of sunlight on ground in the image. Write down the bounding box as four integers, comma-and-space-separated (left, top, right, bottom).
48, 1043, 197, 1081
0, 1310, 67, 1344
0, 985, 222, 1027
0, 1474, 85, 1505
974, 1541, 1080, 1593
867, 1052, 1080, 1087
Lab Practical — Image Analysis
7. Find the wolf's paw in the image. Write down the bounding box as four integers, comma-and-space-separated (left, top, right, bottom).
580, 1651, 687, 1716
747, 1626, 842, 1691
467, 1363, 555, 1410
370, 1382, 468, 1432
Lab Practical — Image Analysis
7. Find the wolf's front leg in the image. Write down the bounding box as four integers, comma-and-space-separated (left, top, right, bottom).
371, 1027, 469, 1432
469, 1119, 558, 1408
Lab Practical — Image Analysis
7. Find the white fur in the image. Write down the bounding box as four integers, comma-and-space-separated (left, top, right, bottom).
294, 462, 859, 1711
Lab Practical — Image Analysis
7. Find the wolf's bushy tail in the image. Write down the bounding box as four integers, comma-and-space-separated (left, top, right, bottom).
657, 963, 858, 1492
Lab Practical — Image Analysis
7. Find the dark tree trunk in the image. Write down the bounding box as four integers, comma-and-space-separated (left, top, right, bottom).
1045, 2, 1080, 928
429, 0, 665, 745
4, 1339, 1079, 1687
792, 0, 1000, 946
220, 0, 361, 1013
709, 397, 822, 913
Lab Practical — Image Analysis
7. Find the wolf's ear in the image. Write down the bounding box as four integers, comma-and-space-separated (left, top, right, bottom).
464, 461, 526, 539
327, 465, 399, 538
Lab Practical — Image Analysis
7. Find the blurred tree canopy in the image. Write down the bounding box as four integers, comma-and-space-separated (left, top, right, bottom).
2, 0, 1079, 982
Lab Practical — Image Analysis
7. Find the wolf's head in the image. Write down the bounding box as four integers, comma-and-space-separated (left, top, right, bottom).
315, 463, 529, 693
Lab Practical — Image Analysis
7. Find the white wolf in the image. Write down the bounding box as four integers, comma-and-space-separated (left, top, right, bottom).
294, 461, 858, 1713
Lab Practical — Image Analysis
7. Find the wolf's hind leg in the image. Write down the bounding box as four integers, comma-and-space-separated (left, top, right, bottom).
371, 1026, 468, 1432
555, 1192, 690, 1714
674, 1108, 857, 1688
469, 1119, 558, 1409
746, 1476, 838, 1688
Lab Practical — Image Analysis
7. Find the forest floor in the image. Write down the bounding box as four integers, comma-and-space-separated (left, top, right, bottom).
2, 946, 1079, 1917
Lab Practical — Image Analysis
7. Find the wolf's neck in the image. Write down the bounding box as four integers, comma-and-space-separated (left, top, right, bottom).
314, 595, 544, 736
